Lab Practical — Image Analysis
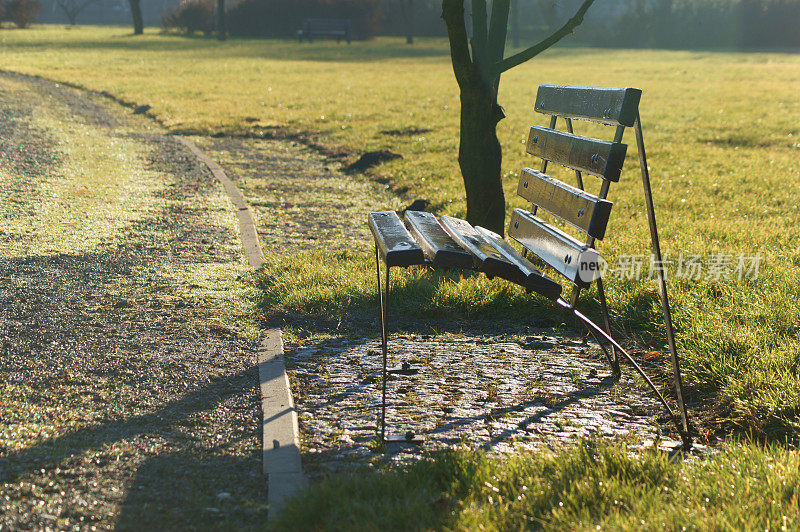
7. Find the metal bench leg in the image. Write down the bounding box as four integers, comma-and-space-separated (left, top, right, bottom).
634, 112, 691, 442
596, 277, 621, 376
374, 245, 424, 445
570, 285, 619, 376
375, 245, 389, 441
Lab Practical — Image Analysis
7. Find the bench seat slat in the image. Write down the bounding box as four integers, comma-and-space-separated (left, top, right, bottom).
526, 126, 627, 181
404, 211, 473, 269
508, 209, 602, 288
368, 211, 425, 267
475, 226, 563, 300
517, 168, 613, 240
439, 215, 522, 280
535, 85, 642, 127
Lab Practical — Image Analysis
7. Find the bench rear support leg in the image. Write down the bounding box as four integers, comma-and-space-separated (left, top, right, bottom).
595, 277, 621, 376
634, 112, 691, 442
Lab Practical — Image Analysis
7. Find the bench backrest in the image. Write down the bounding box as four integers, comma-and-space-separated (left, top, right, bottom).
303, 18, 351, 32
508, 85, 642, 289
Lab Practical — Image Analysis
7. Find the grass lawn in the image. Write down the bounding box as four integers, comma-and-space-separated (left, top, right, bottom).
2, 25, 799, 528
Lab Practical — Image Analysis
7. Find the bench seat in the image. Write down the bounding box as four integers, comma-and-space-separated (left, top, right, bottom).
368, 210, 563, 299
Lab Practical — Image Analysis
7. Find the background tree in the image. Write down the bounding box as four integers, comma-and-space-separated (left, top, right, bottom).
5, 0, 41, 27
55, 0, 97, 25
128, 0, 144, 34
217, 0, 226, 40
441, 0, 595, 234
402, 0, 414, 43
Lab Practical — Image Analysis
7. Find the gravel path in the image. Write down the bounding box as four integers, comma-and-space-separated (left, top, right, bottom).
0, 72, 267, 530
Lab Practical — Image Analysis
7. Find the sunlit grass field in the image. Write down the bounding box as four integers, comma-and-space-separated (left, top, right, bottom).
2, 24, 800, 529
2, 25, 798, 438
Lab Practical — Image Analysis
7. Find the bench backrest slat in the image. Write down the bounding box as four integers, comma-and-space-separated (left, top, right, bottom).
510, 84, 643, 288
535, 85, 642, 127
508, 208, 601, 288
304, 19, 351, 31
526, 126, 627, 181
517, 168, 613, 240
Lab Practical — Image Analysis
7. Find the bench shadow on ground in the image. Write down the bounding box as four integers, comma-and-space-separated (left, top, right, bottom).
276, 287, 672, 480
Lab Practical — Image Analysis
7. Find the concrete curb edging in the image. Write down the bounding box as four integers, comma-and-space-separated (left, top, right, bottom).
259, 330, 305, 513
176, 136, 265, 269
178, 137, 304, 517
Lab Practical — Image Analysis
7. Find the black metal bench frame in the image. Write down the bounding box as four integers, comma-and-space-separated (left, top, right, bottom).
297, 18, 352, 44
369, 84, 692, 448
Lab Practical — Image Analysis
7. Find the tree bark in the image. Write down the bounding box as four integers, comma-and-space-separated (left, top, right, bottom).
128, 0, 143, 35
217, 0, 226, 40
458, 83, 506, 234
511, 0, 519, 48
403, 0, 414, 44
443, 0, 506, 234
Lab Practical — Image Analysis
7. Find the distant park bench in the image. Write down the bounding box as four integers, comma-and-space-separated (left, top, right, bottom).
297, 18, 352, 44
368, 84, 693, 447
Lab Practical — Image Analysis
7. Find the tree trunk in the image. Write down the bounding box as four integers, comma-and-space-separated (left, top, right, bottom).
403, 0, 414, 44
128, 0, 143, 35
458, 84, 506, 234
511, 0, 519, 48
443, 0, 506, 235
217, 0, 226, 40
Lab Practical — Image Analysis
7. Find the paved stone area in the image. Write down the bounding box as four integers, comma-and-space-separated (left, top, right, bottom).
287, 331, 677, 477
194, 130, 686, 479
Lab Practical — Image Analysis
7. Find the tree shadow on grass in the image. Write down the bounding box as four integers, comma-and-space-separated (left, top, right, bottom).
0, 367, 269, 529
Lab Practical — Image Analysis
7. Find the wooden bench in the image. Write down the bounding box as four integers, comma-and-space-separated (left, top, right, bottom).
368, 84, 693, 447
297, 18, 352, 44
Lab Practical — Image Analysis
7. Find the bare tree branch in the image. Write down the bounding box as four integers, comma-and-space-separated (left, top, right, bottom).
442, 0, 474, 89
471, 0, 488, 66
495, 0, 596, 74
486, 0, 509, 65
56, 0, 98, 25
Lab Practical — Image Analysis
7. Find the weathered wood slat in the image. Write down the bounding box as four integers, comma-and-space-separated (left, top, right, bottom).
439, 215, 521, 280
535, 85, 642, 127
526, 126, 627, 181
368, 211, 425, 267
517, 168, 613, 240
404, 211, 473, 269
508, 209, 603, 288
475, 226, 563, 300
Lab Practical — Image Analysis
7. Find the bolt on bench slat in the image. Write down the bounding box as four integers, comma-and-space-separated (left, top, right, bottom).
508, 208, 602, 288
368, 211, 425, 267
404, 210, 473, 269
526, 126, 627, 182
517, 168, 613, 240
535, 85, 642, 127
